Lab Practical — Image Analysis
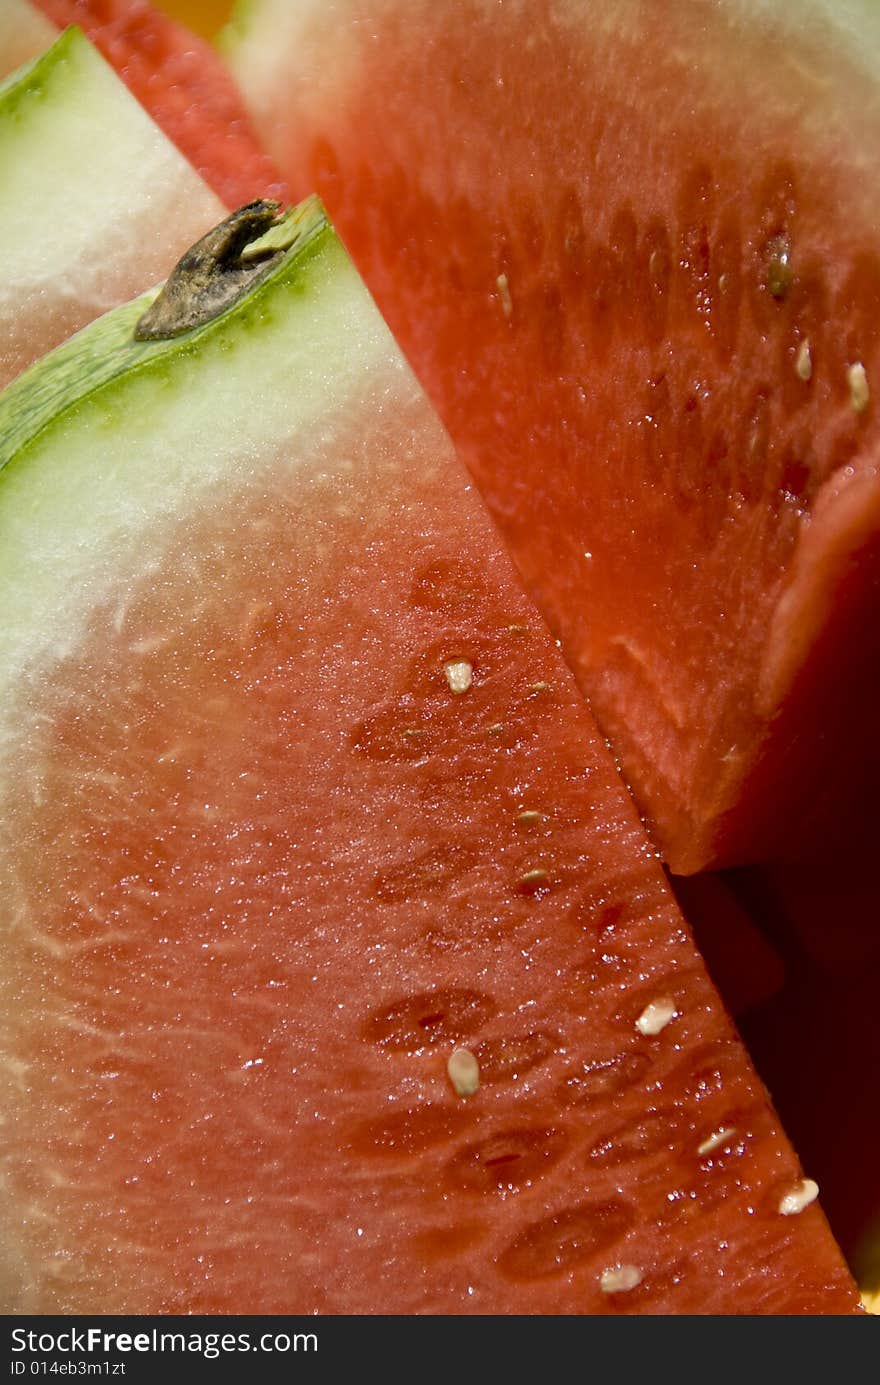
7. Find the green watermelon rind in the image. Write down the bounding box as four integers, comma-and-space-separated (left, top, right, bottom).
0, 196, 329, 473
0, 13, 75, 103
0, 195, 395, 722
0, 22, 230, 395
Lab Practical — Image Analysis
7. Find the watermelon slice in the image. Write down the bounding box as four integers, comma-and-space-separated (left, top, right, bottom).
0, 199, 859, 1314
31, 0, 285, 205
224, 0, 880, 873
0, 26, 224, 392
0, 0, 55, 78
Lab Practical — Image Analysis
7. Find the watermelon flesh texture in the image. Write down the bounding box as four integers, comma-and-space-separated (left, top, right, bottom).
0, 206, 860, 1314
226, 0, 880, 873
0, 27, 225, 392
32, 0, 285, 206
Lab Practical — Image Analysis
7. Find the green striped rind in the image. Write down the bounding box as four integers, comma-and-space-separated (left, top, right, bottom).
0, 196, 330, 477
0, 289, 158, 468
0, 20, 78, 106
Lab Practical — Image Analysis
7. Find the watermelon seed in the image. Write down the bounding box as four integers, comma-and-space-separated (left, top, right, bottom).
697, 1125, 736, 1156
600, 1263, 643, 1294
486, 723, 505, 737
765, 234, 793, 300
496, 273, 513, 318
447, 1046, 480, 1099
778, 1178, 820, 1216
635, 997, 677, 1036
794, 338, 812, 382
135, 200, 312, 340
444, 659, 473, 694
517, 868, 550, 895
527, 682, 551, 698
847, 361, 870, 413
516, 810, 546, 826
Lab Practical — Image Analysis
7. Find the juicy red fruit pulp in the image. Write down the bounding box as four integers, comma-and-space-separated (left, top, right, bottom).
266, 0, 880, 872
0, 410, 857, 1313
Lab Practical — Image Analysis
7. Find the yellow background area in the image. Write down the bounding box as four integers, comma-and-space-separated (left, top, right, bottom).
154, 0, 233, 38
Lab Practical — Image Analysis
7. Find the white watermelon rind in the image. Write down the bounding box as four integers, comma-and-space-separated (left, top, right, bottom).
0, 0, 55, 83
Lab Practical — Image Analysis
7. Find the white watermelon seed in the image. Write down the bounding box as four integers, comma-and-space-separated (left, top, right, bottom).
778, 1178, 819, 1216
496, 273, 513, 317
697, 1125, 736, 1156
447, 1046, 480, 1098
443, 659, 473, 694
635, 997, 677, 1036
847, 361, 870, 412
600, 1264, 643, 1294
795, 338, 812, 381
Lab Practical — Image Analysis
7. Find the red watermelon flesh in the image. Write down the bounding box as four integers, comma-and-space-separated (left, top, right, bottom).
225, 0, 880, 873
34, 0, 285, 206
0, 207, 859, 1314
